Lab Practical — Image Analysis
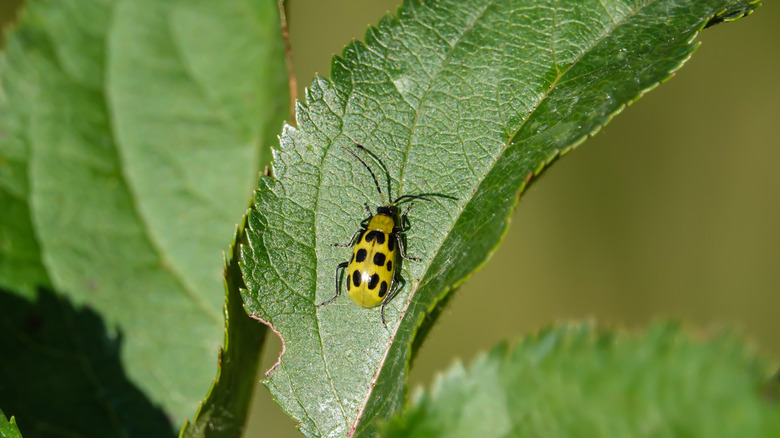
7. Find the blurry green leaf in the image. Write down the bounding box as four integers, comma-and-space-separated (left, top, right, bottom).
239, 0, 759, 436
179, 216, 268, 438
0, 410, 23, 438
382, 323, 780, 437
108, 0, 288, 294
0, 0, 287, 432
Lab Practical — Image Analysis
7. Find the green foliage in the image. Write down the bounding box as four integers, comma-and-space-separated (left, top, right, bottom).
239, 0, 760, 436
179, 218, 268, 438
0, 410, 22, 438
0, 0, 768, 436
383, 324, 780, 437
0, 0, 287, 434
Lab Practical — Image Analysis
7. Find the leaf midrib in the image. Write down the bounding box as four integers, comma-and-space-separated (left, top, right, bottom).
349, 1, 499, 434
354, 0, 660, 432
26, 14, 217, 326
104, 2, 222, 325
297, 7, 501, 431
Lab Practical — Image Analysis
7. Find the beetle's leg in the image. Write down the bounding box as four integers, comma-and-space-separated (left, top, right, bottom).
319, 261, 349, 306
333, 229, 363, 248
380, 275, 405, 328
393, 203, 415, 233
396, 233, 420, 262
401, 203, 414, 231
360, 203, 374, 228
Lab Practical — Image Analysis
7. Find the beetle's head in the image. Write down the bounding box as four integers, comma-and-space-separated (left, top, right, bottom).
376, 205, 397, 217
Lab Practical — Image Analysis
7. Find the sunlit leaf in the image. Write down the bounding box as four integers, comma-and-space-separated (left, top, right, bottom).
240, 0, 760, 436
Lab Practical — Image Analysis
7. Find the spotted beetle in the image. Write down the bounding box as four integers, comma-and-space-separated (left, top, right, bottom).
318, 145, 450, 326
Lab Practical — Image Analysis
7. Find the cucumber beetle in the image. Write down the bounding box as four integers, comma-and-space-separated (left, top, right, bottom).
318, 145, 452, 326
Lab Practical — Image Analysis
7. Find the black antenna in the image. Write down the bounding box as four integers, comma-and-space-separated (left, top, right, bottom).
393, 193, 458, 205
345, 144, 459, 207
355, 144, 393, 200
342, 146, 386, 205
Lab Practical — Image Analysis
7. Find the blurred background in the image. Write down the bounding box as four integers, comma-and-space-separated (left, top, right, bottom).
2, 1, 778, 436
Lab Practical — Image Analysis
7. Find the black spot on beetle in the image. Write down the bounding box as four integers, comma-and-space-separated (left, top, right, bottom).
387, 237, 395, 251
368, 273, 379, 290
375, 232, 385, 245
373, 252, 386, 266
379, 281, 388, 297
356, 248, 367, 263
352, 270, 361, 288
386, 260, 393, 272
365, 231, 376, 242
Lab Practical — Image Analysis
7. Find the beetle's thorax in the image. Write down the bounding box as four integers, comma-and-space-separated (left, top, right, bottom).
368, 212, 395, 233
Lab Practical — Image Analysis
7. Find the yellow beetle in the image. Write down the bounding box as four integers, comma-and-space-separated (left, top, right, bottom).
319, 145, 448, 326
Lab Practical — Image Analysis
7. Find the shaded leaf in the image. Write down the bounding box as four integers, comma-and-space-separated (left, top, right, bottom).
239, 0, 760, 436
0, 288, 174, 437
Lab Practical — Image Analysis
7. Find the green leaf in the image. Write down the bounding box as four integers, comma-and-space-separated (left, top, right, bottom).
239, 0, 760, 436
107, 0, 288, 295
382, 323, 780, 437
0, 0, 287, 432
179, 216, 268, 438
0, 410, 23, 438
0, 3, 50, 299
0, 288, 175, 436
